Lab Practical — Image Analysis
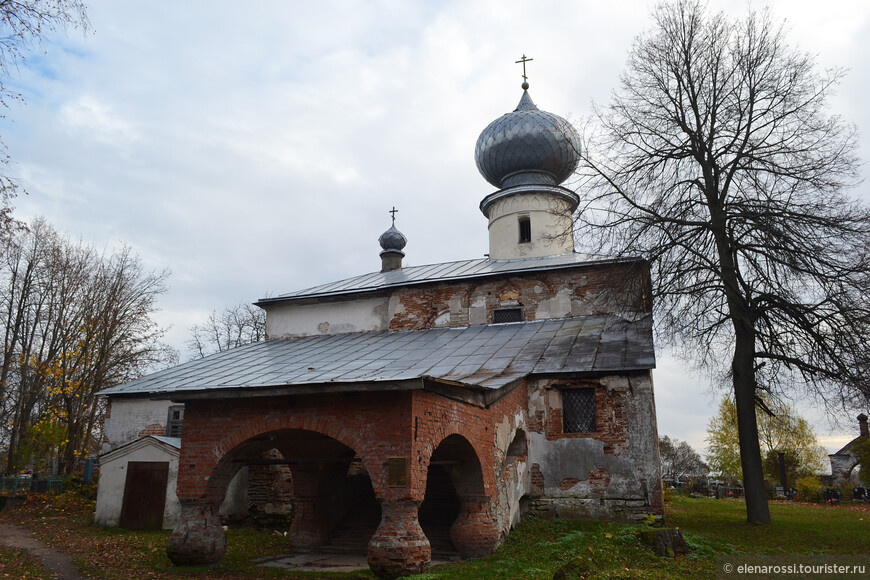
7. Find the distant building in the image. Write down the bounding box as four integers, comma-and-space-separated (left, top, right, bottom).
829, 413, 868, 485
98, 82, 663, 579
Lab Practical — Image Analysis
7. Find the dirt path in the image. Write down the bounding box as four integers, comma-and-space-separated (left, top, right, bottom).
0, 522, 87, 580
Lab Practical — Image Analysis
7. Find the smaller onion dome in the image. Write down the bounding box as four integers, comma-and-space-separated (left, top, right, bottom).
475, 90, 581, 189
378, 224, 407, 252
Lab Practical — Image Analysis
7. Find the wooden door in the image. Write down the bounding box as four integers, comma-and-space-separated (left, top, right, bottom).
119, 461, 169, 530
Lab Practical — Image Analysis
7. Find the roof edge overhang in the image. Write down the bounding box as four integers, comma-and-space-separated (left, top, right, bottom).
99, 435, 181, 461
479, 184, 580, 218
255, 255, 648, 307
110, 377, 513, 409
122, 378, 428, 402
104, 365, 655, 408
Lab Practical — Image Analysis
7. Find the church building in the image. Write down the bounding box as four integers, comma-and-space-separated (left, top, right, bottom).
99, 78, 664, 579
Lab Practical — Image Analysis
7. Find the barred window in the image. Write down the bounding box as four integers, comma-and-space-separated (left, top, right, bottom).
562, 389, 596, 433
492, 307, 524, 324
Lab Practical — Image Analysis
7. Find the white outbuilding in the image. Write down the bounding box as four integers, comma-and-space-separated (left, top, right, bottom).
95, 435, 182, 530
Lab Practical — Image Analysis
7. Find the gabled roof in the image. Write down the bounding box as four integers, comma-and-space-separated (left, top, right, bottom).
257, 253, 639, 305
831, 434, 868, 456
100, 435, 181, 461
100, 314, 654, 403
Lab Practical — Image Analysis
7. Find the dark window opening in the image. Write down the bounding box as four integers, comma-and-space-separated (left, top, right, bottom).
493, 307, 524, 324
562, 389, 596, 433
518, 215, 531, 243
166, 405, 184, 438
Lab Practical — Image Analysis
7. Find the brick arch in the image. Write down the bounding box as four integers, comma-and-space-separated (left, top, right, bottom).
213, 415, 362, 462
194, 416, 367, 503
423, 425, 495, 495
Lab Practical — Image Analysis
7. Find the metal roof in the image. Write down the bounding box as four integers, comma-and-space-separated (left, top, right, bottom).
100, 314, 654, 399
100, 435, 181, 461
258, 253, 636, 305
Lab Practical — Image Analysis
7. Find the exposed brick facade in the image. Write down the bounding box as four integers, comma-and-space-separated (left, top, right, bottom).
544, 380, 630, 455
137, 424, 166, 438
167, 385, 528, 578
158, 259, 662, 579
387, 262, 649, 332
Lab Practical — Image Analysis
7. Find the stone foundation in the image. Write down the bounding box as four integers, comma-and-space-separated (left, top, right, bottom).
166, 502, 226, 565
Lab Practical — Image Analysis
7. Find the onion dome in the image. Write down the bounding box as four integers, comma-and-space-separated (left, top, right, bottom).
378, 224, 407, 252
474, 90, 581, 188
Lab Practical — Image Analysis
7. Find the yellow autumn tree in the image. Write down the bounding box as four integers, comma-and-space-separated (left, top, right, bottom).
706, 396, 827, 485
1, 219, 175, 474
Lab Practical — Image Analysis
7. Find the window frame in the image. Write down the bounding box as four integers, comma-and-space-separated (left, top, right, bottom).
166, 405, 184, 438
492, 307, 524, 324
560, 387, 597, 434
518, 214, 531, 244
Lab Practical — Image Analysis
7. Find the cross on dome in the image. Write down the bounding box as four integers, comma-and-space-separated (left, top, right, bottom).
515, 54, 533, 90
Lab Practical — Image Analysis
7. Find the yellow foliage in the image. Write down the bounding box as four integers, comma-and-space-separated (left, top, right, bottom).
794, 475, 822, 500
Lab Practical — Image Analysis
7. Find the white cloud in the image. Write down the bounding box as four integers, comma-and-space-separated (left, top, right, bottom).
4, 0, 867, 453
60, 95, 140, 146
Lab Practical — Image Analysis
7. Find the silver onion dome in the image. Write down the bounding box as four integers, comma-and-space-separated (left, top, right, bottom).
378, 224, 407, 252
474, 90, 581, 188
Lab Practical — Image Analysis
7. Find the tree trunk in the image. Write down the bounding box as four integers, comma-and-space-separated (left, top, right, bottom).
732, 324, 770, 524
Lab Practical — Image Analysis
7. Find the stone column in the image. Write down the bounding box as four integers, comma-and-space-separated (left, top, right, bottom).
450, 493, 500, 559
367, 500, 430, 579
166, 501, 226, 566
287, 465, 329, 551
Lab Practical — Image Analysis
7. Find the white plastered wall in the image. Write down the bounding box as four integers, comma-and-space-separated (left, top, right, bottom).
486, 193, 575, 260
94, 438, 181, 529
265, 295, 390, 339
103, 398, 176, 453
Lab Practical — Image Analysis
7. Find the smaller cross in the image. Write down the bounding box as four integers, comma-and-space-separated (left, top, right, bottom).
515, 54, 533, 83
389, 206, 398, 225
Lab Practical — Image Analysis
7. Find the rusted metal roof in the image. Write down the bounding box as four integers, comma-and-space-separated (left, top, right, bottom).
101, 314, 654, 399
257, 254, 637, 305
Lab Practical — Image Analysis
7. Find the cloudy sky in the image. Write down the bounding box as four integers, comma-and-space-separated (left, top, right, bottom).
4, 0, 869, 458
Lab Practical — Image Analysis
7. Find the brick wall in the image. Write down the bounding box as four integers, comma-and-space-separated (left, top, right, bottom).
543, 380, 630, 455
388, 261, 650, 331
525, 374, 664, 523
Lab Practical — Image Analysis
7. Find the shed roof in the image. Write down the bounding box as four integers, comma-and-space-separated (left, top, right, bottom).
257, 253, 639, 305
101, 314, 654, 403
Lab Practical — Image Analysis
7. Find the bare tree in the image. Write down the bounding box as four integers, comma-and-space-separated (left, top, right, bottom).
659, 435, 708, 482
187, 302, 266, 359
578, 0, 870, 523
0, 218, 174, 473
0, 0, 89, 226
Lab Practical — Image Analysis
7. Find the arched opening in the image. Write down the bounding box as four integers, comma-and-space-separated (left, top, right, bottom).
506, 429, 528, 459
503, 429, 530, 528
419, 462, 461, 555
208, 428, 380, 553
420, 434, 487, 558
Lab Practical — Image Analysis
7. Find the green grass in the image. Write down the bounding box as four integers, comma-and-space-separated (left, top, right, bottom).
410, 497, 870, 580
411, 517, 707, 580
668, 496, 869, 555
2, 492, 868, 579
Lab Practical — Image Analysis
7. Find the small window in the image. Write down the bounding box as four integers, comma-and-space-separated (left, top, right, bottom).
518, 215, 531, 243
166, 405, 184, 438
493, 307, 524, 324
562, 389, 596, 433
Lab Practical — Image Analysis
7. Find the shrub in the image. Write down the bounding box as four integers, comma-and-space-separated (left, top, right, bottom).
794, 475, 822, 500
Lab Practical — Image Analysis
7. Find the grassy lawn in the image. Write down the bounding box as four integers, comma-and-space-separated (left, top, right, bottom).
0, 488, 867, 579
